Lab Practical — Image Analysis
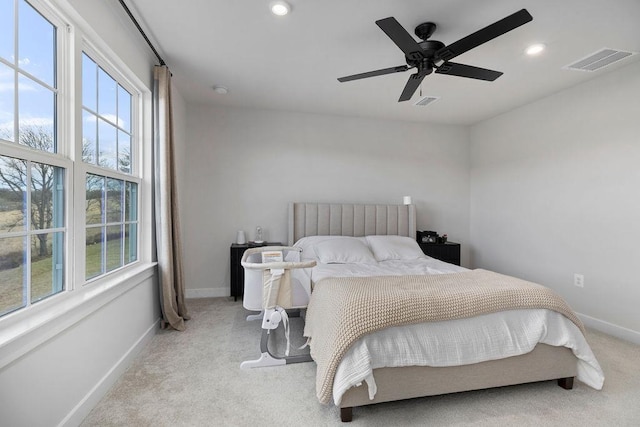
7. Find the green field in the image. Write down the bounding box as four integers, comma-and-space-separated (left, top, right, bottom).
0, 234, 130, 316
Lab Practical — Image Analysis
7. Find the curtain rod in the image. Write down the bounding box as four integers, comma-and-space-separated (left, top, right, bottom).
117, 0, 166, 66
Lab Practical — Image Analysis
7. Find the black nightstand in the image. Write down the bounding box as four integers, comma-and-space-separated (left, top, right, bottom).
418, 242, 461, 266
230, 242, 282, 301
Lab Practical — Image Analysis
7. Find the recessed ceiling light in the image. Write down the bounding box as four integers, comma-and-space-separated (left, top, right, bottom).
212, 85, 228, 95
270, 1, 291, 16
525, 43, 546, 56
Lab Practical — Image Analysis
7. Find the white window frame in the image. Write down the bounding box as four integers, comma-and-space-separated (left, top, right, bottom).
75, 41, 143, 287
0, 0, 73, 311
0, 0, 155, 369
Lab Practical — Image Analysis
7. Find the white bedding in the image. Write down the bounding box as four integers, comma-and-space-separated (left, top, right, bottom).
303, 257, 604, 405
310, 256, 467, 283
333, 308, 604, 405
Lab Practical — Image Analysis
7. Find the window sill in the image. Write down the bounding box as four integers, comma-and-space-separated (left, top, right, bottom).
0, 262, 157, 370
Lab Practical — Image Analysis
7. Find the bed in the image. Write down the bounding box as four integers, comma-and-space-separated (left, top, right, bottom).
288, 202, 604, 422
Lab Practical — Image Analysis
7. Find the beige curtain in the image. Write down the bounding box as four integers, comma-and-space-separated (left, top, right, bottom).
153, 65, 190, 330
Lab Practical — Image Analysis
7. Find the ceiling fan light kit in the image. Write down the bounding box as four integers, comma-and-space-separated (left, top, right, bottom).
338, 9, 533, 102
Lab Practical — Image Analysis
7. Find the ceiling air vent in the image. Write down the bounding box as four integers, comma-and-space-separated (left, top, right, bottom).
564, 48, 634, 72
414, 96, 440, 107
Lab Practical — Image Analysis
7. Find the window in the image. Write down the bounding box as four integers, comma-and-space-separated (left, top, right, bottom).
0, 156, 65, 316
1, 0, 65, 317
81, 53, 132, 173
0, 0, 144, 320
85, 175, 137, 280
81, 52, 139, 282
0, 0, 57, 149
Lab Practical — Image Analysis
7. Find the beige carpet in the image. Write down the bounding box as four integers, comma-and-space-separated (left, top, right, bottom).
82, 298, 640, 426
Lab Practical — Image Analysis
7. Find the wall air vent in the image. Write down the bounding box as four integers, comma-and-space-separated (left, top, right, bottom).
414, 96, 440, 107
563, 48, 635, 72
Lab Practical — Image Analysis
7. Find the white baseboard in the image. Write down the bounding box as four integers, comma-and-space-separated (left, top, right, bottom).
59, 319, 161, 427
577, 312, 640, 345
185, 287, 229, 299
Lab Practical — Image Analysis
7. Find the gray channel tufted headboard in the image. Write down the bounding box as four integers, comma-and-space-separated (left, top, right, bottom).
288, 202, 416, 245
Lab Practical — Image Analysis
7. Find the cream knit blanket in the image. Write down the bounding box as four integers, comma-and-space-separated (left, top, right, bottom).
303, 269, 585, 405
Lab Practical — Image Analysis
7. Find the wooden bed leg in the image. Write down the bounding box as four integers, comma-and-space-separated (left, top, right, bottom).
557, 377, 574, 390
340, 407, 353, 422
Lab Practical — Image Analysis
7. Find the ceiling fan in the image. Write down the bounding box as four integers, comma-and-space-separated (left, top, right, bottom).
337, 9, 533, 102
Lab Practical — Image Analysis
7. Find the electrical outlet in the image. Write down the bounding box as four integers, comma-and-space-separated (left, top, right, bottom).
574, 273, 584, 288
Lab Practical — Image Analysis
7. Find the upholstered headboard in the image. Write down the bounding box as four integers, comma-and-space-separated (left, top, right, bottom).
288, 202, 416, 245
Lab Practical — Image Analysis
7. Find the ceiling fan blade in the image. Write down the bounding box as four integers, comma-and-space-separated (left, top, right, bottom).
436, 9, 533, 62
376, 17, 424, 61
398, 73, 427, 102
338, 65, 409, 82
435, 62, 502, 81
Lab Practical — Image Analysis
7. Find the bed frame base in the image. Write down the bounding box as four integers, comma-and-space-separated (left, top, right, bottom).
337, 344, 578, 422
340, 376, 575, 422
341, 407, 353, 423
557, 376, 574, 390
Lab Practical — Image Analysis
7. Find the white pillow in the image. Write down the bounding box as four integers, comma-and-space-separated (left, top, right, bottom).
313, 237, 377, 264
293, 236, 367, 261
366, 235, 425, 261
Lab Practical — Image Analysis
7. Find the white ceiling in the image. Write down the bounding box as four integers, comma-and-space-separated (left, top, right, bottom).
127, 0, 640, 125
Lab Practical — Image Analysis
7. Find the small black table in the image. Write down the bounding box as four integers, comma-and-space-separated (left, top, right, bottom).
418, 241, 461, 266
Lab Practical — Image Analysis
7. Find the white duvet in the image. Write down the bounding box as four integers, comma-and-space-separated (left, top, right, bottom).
307, 257, 605, 405
309, 256, 467, 283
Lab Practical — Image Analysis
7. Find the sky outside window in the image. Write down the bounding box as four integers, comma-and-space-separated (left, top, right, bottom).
0, 62, 15, 142
0, 0, 56, 150
0, 1, 15, 63
82, 54, 97, 111
81, 53, 132, 172
18, 0, 55, 87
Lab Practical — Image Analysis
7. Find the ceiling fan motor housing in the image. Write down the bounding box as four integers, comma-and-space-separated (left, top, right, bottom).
406, 39, 444, 73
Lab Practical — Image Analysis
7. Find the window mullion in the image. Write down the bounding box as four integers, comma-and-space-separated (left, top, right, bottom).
101, 176, 107, 276
71, 26, 84, 289
12, 10, 18, 143
11, 74, 17, 141
16, 68, 58, 93
24, 160, 32, 307
120, 181, 124, 265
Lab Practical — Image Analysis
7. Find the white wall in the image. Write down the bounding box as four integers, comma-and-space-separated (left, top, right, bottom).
67, 0, 156, 86
0, 272, 159, 427
470, 60, 640, 341
182, 106, 470, 297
